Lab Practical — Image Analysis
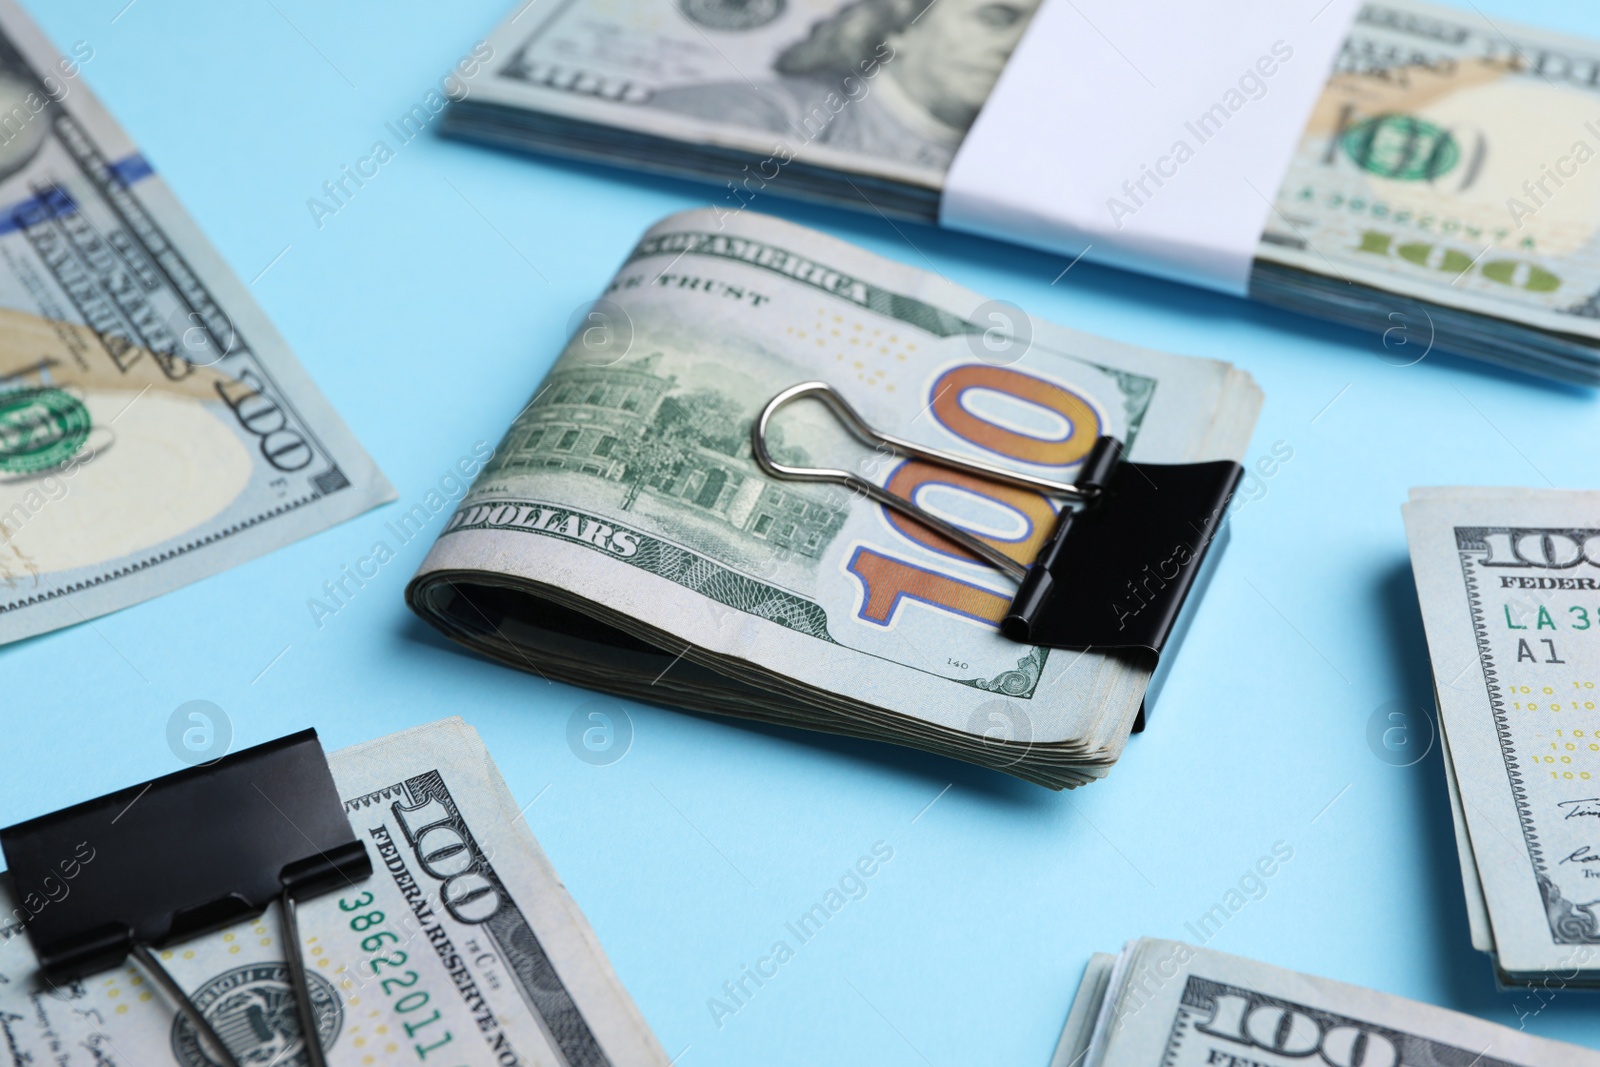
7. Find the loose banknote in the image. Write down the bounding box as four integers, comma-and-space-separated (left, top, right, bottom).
445, 0, 1600, 381
1404, 488, 1600, 985
1052, 939, 1600, 1067
0, 0, 391, 644
407, 208, 1261, 787
0, 718, 670, 1067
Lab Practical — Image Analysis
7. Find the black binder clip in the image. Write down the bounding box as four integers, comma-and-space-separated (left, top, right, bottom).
1, 729, 369, 1067
753, 382, 1243, 728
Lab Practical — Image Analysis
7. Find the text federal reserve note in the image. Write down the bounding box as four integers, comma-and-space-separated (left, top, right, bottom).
1405, 488, 1600, 984
0, 718, 669, 1066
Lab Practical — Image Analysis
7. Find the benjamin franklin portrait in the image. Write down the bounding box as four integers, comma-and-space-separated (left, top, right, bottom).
651, 0, 1041, 170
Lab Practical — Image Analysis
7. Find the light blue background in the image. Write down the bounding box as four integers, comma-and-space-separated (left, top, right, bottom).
6, 1, 1600, 1062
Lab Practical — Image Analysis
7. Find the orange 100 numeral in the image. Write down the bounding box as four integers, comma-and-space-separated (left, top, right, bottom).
848, 363, 1099, 628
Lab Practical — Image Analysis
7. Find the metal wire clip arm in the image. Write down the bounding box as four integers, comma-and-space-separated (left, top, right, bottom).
751, 381, 1121, 584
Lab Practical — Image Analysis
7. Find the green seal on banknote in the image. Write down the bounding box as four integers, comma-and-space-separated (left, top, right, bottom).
1341, 114, 1459, 181
0, 387, 91, 473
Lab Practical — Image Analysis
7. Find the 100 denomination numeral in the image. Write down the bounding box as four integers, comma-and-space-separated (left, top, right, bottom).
846, 362, 1100, 633
1198, 991, 1399, 1067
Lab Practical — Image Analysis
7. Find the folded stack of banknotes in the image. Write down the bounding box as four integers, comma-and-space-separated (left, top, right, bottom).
1053, 938, 1600, 1067
0, 719, 672, 1067
407, 208, 1261, 788
444, 0, 1600, 383
1405, 487, 1600, 986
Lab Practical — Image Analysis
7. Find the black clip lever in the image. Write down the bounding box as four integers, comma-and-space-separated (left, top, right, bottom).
753, 382, 1242, 728
0, 729, 369, 1067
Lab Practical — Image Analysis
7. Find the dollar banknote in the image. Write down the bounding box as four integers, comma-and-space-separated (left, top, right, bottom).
441, 0, 1006, 217
1053, 939, 1600, 1067
0, 0, 391, 644
1404, 488, 1600, 985
443, 0, 1600, 382
407, 208, 1261, 787
0, 718, 669, 1066
1255, 1, 1600, 382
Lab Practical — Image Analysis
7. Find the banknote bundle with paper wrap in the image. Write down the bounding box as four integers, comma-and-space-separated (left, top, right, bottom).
444, 0, 1600, 383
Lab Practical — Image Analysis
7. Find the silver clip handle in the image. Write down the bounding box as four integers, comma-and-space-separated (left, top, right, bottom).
751, 382, 1101, 583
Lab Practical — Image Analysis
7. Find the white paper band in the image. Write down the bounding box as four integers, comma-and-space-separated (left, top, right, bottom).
941, 0, 1361, 296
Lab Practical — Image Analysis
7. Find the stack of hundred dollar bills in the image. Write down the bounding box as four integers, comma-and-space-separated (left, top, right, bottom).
1053, 938, 1600, 1067
0, 719, 671, 1067
1404, 487, 1600, 986
443, 0, 1600, 384
407, 209, 1260, 788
